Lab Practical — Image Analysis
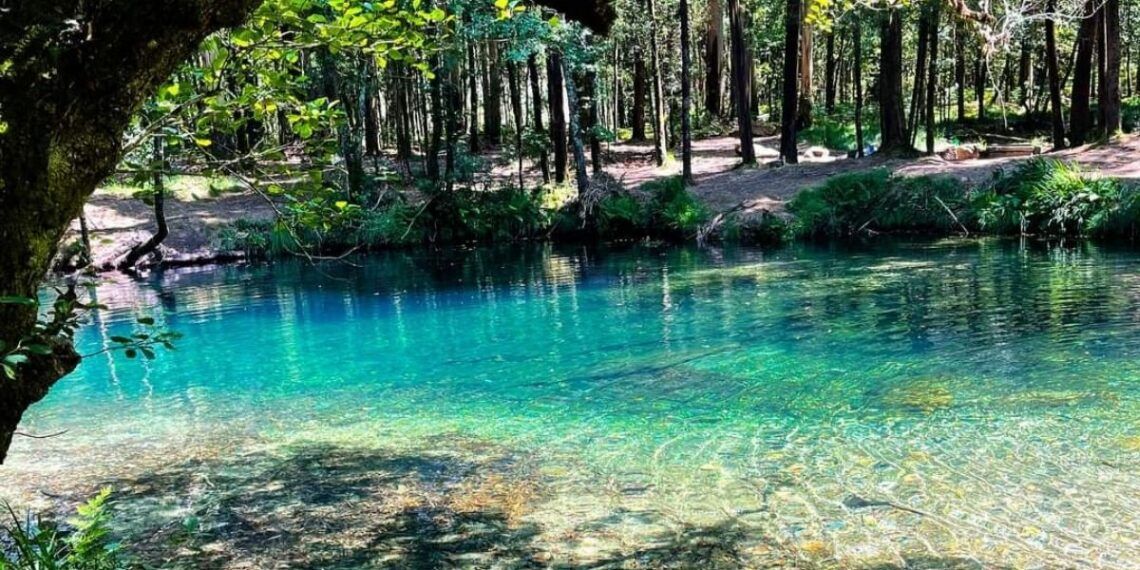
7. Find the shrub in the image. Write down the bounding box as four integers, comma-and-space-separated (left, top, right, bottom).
644, 176, 708, 238
1, 488, 121, 570
787, 169, 969, 238
973, 158, 1136, 237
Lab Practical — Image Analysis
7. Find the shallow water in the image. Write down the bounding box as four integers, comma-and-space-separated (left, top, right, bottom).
6, 239, 1140, 568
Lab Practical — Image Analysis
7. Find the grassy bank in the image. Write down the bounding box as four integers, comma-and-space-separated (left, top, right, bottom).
219, 157, 1139, 260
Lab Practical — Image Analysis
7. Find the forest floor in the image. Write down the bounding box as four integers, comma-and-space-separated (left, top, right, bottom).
70, 133, 1140, 270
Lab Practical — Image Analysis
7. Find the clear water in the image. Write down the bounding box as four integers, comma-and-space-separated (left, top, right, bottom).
5, 239, 1140, 568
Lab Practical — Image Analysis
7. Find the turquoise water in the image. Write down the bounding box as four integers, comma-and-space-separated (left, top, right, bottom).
6, 239, 1140, 567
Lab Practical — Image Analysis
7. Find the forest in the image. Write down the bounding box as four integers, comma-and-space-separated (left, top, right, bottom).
4, 0, 1140, 567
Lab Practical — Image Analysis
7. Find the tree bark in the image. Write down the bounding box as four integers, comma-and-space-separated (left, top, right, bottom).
878, 9, 907, 153
632, 50, 649, 142
548, 50, 569, 184
647, 0, 668, 166
796, 14, 813, 129
528, 54, 551, 183
1046, 1, 1067, 149
563, 59, 591, 195
780, 0, 801, 163
955, 21, 966, 122
1100, 0, 1122, 135
703, 0, 725, 118
825, 31, 837, 114
0, 0, 260, 464
854, 16, 865, 157
1071, 0, 1099, 145
119, 138, 170, 270
925, 2, 940, 156
680, 0, 694, 183
728, 0, 755, 165
485, 40, 503, 146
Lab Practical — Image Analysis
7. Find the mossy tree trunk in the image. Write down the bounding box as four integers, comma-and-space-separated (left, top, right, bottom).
0, 0, 260, 464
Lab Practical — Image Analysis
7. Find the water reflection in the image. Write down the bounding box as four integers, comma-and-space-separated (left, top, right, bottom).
6, 238, 1140, 568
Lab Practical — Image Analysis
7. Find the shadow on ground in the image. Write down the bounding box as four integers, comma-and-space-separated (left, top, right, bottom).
94, 441, 1015, 569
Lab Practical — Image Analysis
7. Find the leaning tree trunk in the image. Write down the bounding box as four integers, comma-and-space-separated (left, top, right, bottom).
119, 138, 170, 271
703, 0, 725, 118
780, 0, 801, 163
727, 0, 755, 165
0, 0, 260, 464
878, 8, 908, 154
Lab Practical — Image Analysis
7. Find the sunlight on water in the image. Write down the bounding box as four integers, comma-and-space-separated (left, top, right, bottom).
5, 239, 1140, 568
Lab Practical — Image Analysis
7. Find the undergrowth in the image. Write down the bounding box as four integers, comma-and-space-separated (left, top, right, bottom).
1, 489, 121, 570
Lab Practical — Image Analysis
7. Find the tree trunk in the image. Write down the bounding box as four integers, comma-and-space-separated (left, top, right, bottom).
548, 50, 569, 183
485, 41, 503, 146
681, 0, 694, 183
975, 45, 987, 122
1071, 0, 1099, 145
428, 53, 445, 181
925, 1, 939, 156
728, 0, 755, 164
908, 10, 930, 145
780, 0, 801, 162
528, 54, 551, 183
468, 40, 481, 153
0, 0, 260, 464
119, 138, 170, 270
703, 0, 725, 118
1046, 1, 1067, 149
1018, 37, 1032, 109
825, 31, 837, 114
955, 21, 966, 122
1100, 0, 1122, 135
796, 15, 813, 129
509, 61, 525, 187
854, 15, 865, 156
563, 59, 591, 195
878, 9, 908, 153
647, 0, 668, 166
632, 50, 649, 142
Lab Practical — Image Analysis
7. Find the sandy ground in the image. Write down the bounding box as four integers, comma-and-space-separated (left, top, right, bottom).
73, 134, 1140, 270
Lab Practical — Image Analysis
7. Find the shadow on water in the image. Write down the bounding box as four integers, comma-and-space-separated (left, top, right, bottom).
95, 442, 1016, 569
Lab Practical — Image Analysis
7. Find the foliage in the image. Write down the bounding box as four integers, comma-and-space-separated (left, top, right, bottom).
787, 169, 969, 238
973, 158, 1136, 236
645, 177, 709, 238
1, 489, 120, 570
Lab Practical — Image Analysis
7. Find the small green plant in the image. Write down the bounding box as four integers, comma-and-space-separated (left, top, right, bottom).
973, 158, 1136, 236
1, 488, 121, 570
645, 176, 708, 238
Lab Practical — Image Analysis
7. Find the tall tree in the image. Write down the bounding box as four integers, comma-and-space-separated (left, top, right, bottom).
878, 8, 908, 153
796, 14, 813, 129
728, 0, 755, 164
527, 54, 552, 183
780, 0, 801, 162
1100, 0, 1122, 135
646, 0, 668, 166
631, 50, 649, 141
924, 2, 940, 155
1045, 0, 1067, 149
955, 21, 966, 122
680, 0, 694, 183
703, 0, 726, 118
824, 31, 837, 114
1071, 0, 1099, 145
854, 15, 865, 157
548, 50, 569, 183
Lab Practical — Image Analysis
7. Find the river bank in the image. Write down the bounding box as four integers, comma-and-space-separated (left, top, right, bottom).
63, 134, 1140, 274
